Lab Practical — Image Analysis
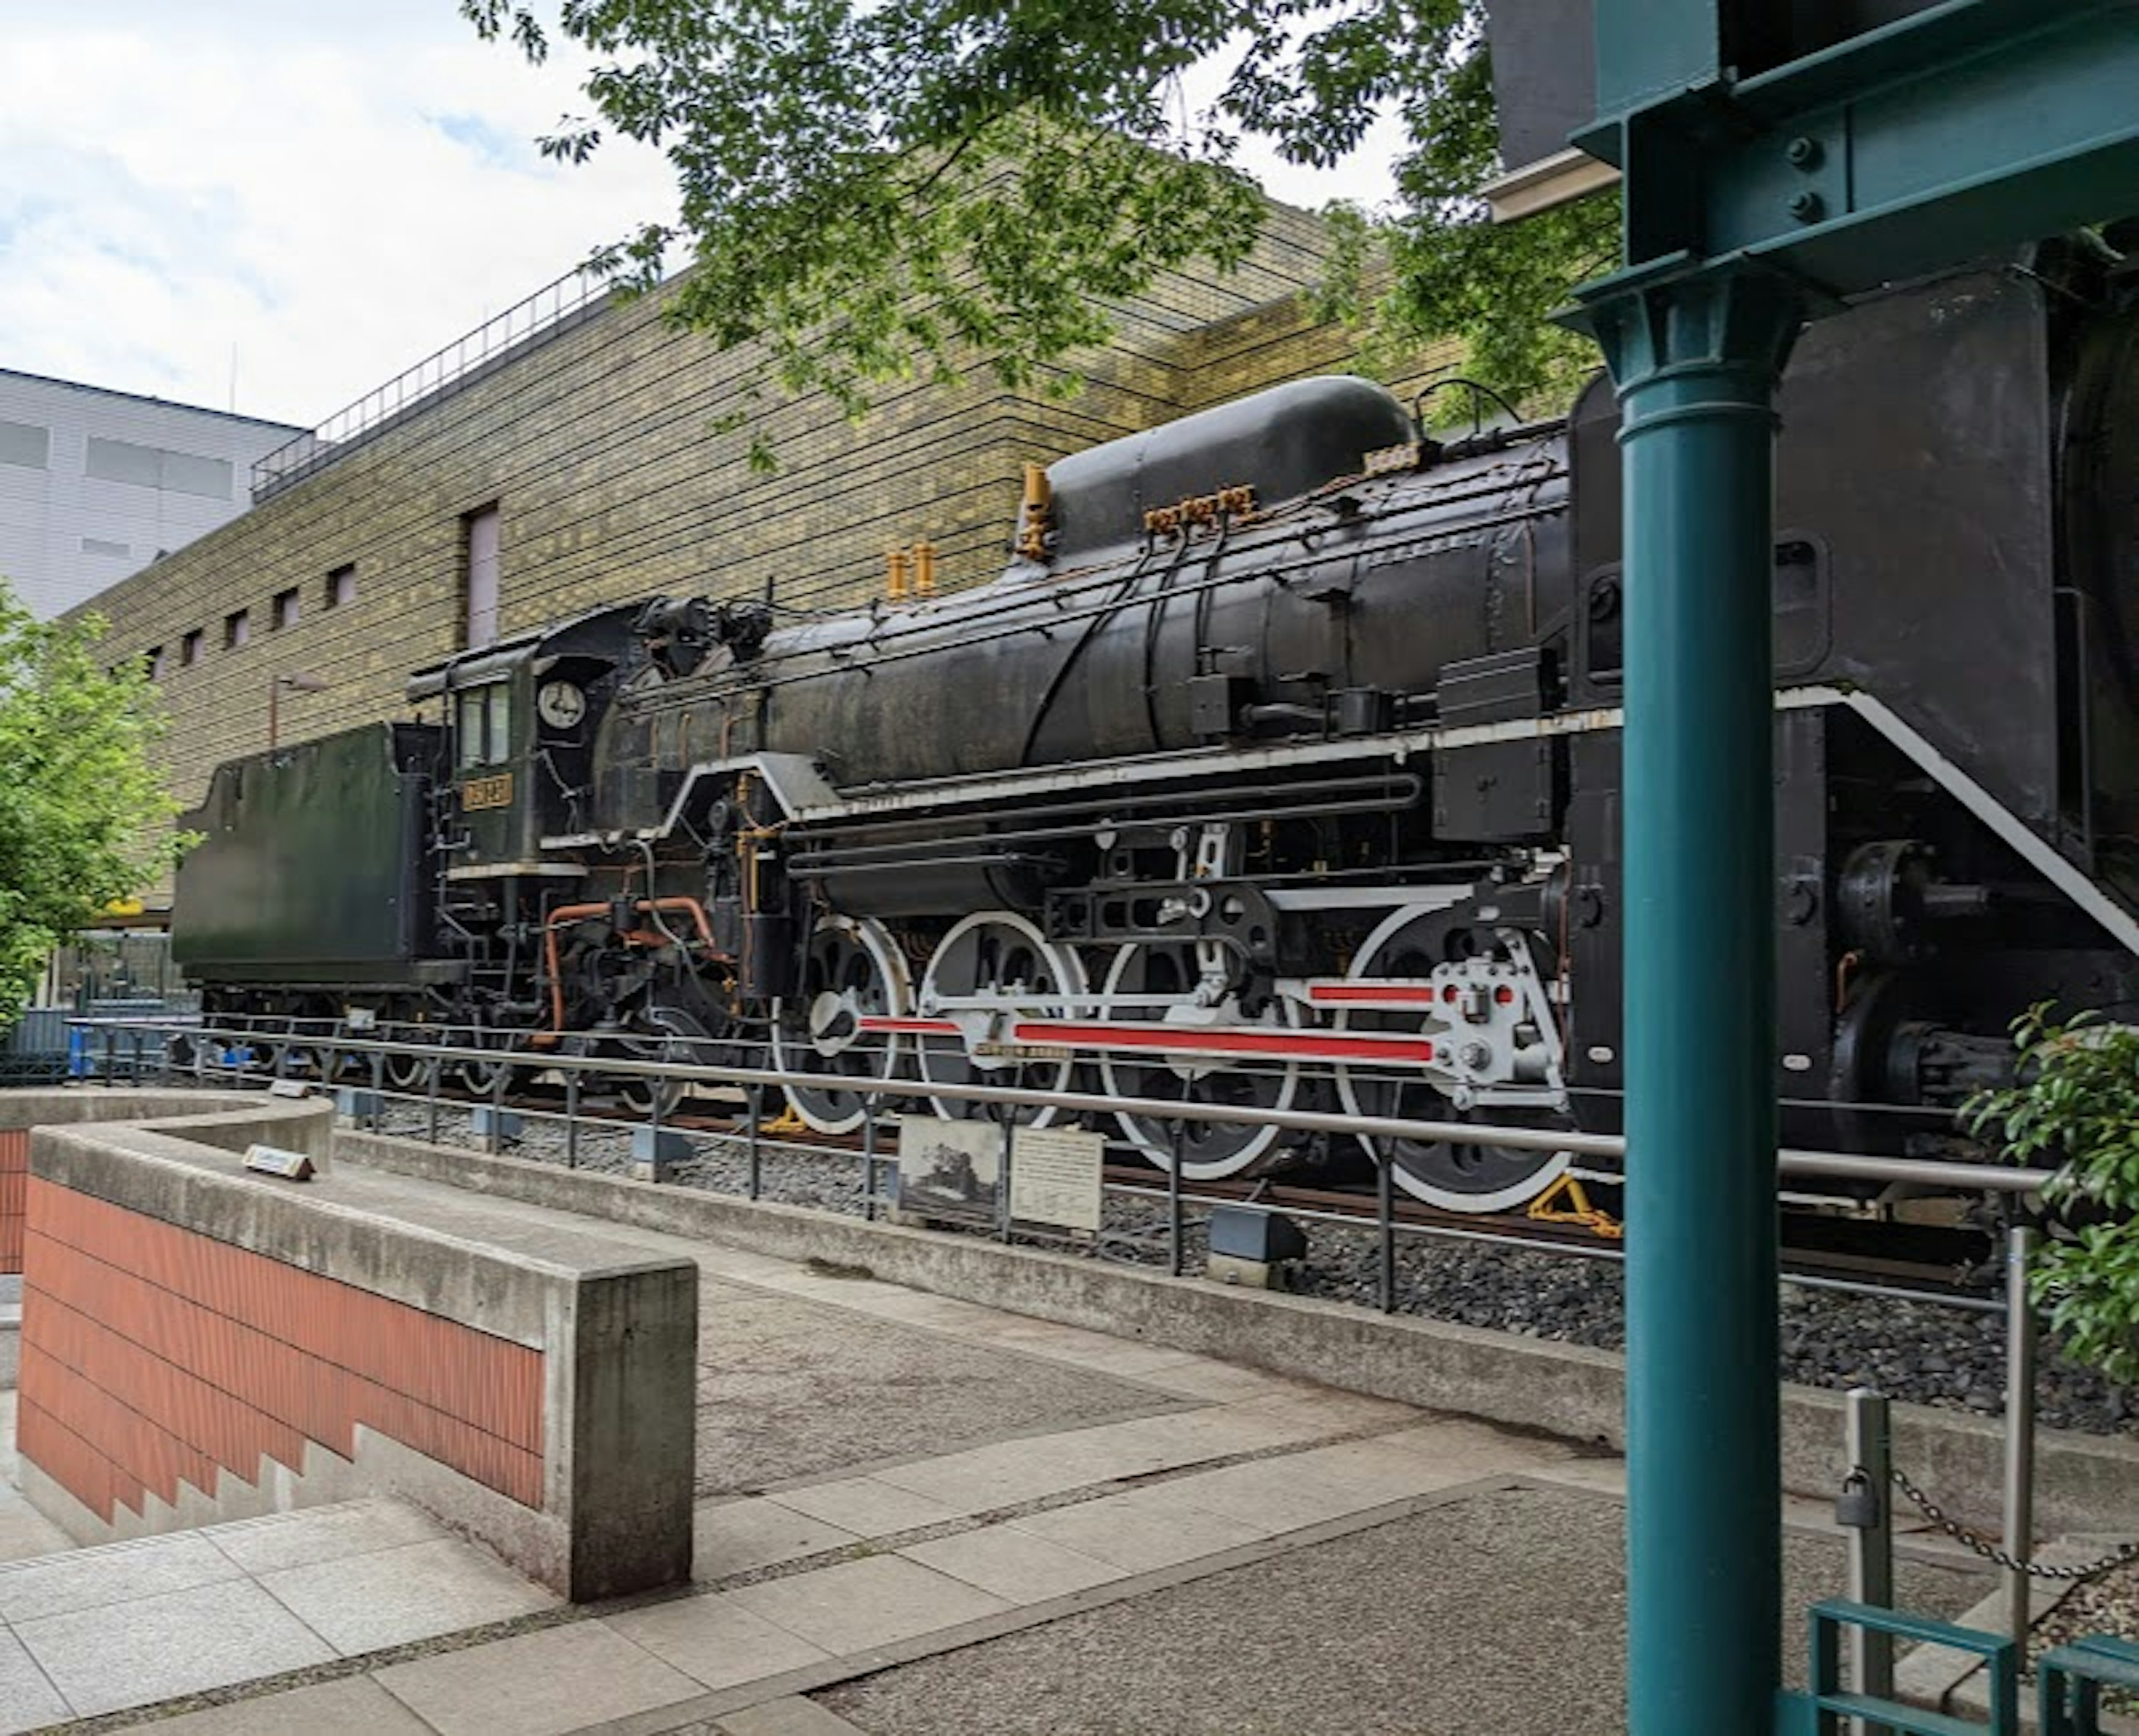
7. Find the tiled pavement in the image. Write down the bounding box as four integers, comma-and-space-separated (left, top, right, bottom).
12, 1227, 1603, 1734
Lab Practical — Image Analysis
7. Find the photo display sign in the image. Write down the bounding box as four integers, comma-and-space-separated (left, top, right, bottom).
1008, 1124, 1105, 1233
896, 1117, 1003, 1226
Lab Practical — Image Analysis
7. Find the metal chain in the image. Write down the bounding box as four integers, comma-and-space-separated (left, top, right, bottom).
1881, 1463, 2139, 1582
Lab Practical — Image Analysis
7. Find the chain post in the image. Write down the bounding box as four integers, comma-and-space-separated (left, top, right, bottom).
565, 1065, 582, 1169
1168, 1119, 1185, 1278
427, 1053, 441, 1146
1844, 1388, 1895, 1733
2004, 1225, 2039, 1647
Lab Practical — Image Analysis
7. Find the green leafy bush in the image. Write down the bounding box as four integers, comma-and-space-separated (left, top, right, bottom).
1966, 1006, 2139, 1385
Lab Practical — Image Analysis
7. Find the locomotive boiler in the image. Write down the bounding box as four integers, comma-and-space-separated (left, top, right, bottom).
172, 242, 2139, 1212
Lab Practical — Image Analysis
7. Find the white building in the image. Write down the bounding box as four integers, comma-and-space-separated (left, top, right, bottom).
0, 370, 301, 620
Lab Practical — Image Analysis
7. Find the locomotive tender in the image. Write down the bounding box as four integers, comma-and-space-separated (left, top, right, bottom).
172, 247, 2139, 1211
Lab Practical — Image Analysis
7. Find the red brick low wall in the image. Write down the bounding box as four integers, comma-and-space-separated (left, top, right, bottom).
20, 1178, 543, 1523
9, 1101, 697, 1599
0, 1129, 26, 1273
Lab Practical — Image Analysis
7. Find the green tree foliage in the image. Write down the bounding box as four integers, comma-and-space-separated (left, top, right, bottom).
1966, 1007, 2139, 1386
462, 0, 1617, 444
0, 587, 183, 1030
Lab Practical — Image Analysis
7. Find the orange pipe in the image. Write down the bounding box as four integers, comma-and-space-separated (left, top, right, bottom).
540, 897, 727, 1034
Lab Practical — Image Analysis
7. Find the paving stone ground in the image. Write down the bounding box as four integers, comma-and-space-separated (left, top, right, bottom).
814, 1486, 1990, 1736
694, 1277, 1184, 1496
0, 1180, 2011, 1736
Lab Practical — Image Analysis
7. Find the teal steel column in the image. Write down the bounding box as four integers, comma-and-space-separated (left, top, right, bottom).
1574, 261, 1803, 1734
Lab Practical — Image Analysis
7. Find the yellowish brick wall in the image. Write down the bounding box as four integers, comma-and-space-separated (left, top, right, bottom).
77, 203, 1468, 876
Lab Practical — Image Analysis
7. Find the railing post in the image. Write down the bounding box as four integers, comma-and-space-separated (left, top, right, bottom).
998, 1118, 1015, 1243
748, 1082, 764, 1202
2004, 1225, 2038, 1647
427, 1054, 442, 1146
859, 1092, 877, 1216
1378, 1149, 1396, 1314
565, 1065, 582, 1169
1168, 1119, 1185, 1278
1844, 1387, 1895, 1735
487, 1059, 506, 1155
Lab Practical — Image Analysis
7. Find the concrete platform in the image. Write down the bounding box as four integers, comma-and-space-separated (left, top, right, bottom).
19, 1177, 1994, 1735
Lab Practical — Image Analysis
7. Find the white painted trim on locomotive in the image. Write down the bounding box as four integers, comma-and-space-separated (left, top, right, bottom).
1837, 691, 2139, 958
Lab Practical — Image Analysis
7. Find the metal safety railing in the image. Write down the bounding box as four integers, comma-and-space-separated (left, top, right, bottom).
63, 1013, 2059, 1292
250, 265, 616, 501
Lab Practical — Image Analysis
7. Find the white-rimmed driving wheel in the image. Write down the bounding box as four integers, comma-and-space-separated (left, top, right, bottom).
916, 911, 1085, 1126
770, 915, 912, 1134
1334, 906, 1570, 1213
1097, 942, 1300, 1179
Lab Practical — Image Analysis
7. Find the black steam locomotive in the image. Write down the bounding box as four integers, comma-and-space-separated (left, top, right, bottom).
172, 245, 2139, 1212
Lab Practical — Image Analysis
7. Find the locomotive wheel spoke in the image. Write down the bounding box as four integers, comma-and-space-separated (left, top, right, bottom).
771, 916, 911, 1134
1098, 942, 1300, 1179
916, 911, 1084, 1126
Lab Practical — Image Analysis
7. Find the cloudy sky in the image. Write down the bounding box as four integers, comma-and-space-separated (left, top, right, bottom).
2, 4, 1396, 433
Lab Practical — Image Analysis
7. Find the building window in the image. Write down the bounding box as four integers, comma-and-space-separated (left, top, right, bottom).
180, 629, 203, 667
224, 609, 250, 649
325, 564, 356, 609
463, 505, 500, 651
84, 437, 231, 500
145, 646, 167, 680
272, 587, 300, 630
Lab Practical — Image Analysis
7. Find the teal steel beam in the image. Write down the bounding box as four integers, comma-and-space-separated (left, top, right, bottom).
1579, 2, 2139, 291
1566, 255, 1803, 1736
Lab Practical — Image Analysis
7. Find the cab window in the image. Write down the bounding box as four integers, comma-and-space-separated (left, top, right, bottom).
456, 682, 513, 767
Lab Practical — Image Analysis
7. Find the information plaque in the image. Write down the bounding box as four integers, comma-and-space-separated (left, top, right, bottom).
1009, 1124, 1104, 1232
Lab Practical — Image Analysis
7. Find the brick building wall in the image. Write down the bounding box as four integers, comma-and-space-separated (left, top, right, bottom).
74, 204, 1462, 868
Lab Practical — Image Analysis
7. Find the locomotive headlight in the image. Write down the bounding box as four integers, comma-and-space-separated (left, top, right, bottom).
537, 680, 587, 729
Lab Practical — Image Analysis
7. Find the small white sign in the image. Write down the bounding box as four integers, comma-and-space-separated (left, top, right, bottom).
1009, 1124, 1105, 1233
243, 1143, 316, 1181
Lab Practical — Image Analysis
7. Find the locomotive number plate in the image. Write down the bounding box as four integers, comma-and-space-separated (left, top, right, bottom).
461, 772, 514, 810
